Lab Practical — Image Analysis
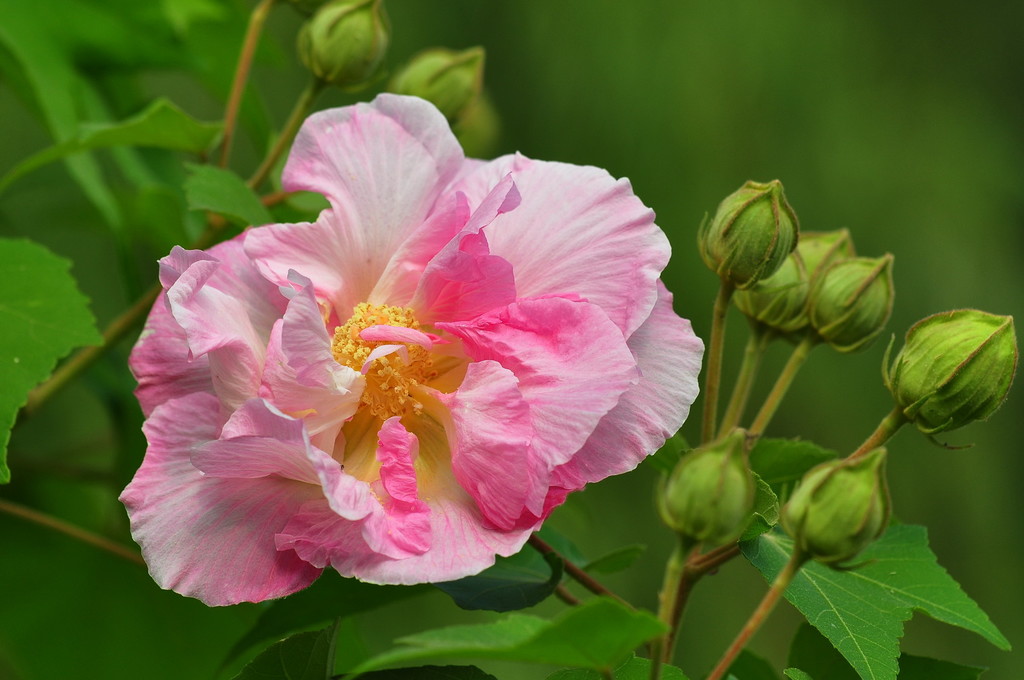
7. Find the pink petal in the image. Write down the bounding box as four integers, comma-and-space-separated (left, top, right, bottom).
412, 175, 520, 322
370, 191, 471, 306
259, 279, 362, 445
130, 292, 212, 417
361, 344, 409, 373
554, 282, 704, 489
374, 417, 431, 554
119, 393, 322, 606
452, 154, 669, 338
277, 475, 535, 585
440, 296, 638, 474
359, 324, 436, 348
278, 420, 433, 564
247, 94, 466, 313
435, 360, 543, 530
158, 242, 280, 409
190, 398, 319, 483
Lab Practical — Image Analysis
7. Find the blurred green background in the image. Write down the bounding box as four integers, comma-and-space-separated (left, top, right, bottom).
1, 0, 1021, 678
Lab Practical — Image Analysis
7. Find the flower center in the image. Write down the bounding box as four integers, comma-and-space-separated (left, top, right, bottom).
331, 303, 435, 420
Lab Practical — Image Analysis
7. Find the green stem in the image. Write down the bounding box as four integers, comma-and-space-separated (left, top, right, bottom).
747, 334, 816, 440
527, 534, 632, 608
718, 326, 772, 438
218, 0, 278, 168
649, 538, 694, 679
248, 79, 325, 191
705, 550, 806, 680
848, 406, 908, 460
554, 584, 581, 606
701, 281, 736, 444
0, 497, 145, 566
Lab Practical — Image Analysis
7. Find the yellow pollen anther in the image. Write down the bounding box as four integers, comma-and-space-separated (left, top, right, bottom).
331, 303, 435, 419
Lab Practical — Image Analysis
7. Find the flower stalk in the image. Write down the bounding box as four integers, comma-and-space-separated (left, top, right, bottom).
0, 497, 145, 566
705, 549, 806, 680
527, 534, 632, 608
219, 0, 278, 168
701, 281, 735, 443
718, 326, 772, 437
748, 334, 816, 439
248, 79, 325, 190
848, 406, 907, 460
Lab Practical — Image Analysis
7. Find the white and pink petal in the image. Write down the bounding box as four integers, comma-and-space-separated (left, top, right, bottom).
119, 393, 321, 606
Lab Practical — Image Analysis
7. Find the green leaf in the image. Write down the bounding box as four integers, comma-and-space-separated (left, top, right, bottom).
346, 598, 666, 677
783, 670, 814, 680
786, 623, 858, 680
353, 667, 498, 679
742, 526, 1009, 680
583, 544, 646, 574
0, 239, 102, 483
740, 473, 780, 542
546, 656, 688, 679
899, 654, 986, 680
0, 3, 121, 226
232, 622, 338, 680
786, 623, 986, 680
224, 570, 430, 665
0, 98, 222, 192
184, 163, 273, 227
435, 544, 564, 612
749, 438, 837, 499
728, 649, 782, 680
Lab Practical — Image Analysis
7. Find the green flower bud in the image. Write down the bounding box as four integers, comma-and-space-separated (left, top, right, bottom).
733, 251, 809, 333
389, 47, 485, 124
798, 229, 855, 286
698, 179, 800, 289
884, 310, 1018, 434
781, 447, 890, 565
297, 0, 389, 89
285, 0, 330, 16
659, 429, 756, 546
808, 254, 894, 352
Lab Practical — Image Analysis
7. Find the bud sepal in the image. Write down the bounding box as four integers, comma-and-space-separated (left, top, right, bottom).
885, 309, 1017, 434
699, 180, 800, 290
659, 429, 756, 547
781, 447, 890, 566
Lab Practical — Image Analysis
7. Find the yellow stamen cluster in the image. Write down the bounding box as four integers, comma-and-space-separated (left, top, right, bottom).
331, 303, 435, 419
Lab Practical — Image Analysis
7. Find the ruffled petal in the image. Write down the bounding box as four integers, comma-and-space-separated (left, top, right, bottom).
434, 360, 542, 529
190, 398, 319, 483
412, 175, 519, 322
158, 242, 280, 409
130, 291, 212, 417
439, 296, 638, 472
554, 282, 704, 489
247, 94, 466, 313
259, 276, 362, 446
276, 418, 434, 566
451, 154, 669, 337
119, 392, 322, 606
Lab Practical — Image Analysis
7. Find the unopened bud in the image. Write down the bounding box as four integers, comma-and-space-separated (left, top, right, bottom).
808, 254, 894, 352
885, 309, 1017, 434
659, 429, 756, 546
390, 47, 485, 124
798, 229, 855, 285
733, 252, 809, 334
285, 0, 329, 15
298, 0, 389, 89
781, 447, 890, 565
699, 180, 799, 289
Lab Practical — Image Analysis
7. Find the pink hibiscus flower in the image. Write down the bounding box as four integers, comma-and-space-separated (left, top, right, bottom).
121, 94, 704, 606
